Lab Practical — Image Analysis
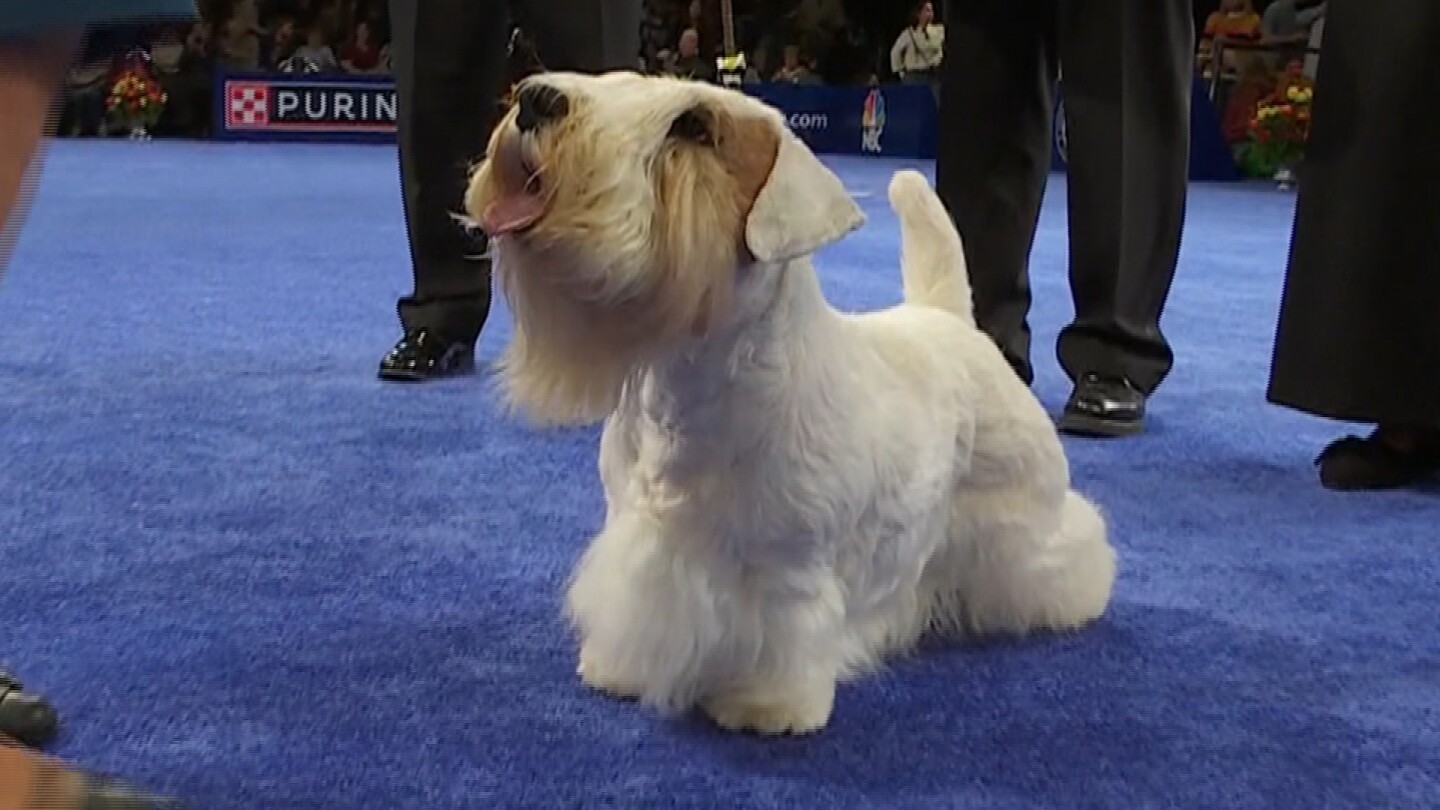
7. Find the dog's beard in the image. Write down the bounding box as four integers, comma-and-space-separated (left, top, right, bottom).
479, 138, 748, 428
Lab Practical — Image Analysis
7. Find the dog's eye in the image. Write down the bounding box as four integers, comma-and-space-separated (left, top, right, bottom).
668, 108, 715, 145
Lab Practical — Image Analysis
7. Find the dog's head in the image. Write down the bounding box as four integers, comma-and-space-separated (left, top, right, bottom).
465, 71, 863, 426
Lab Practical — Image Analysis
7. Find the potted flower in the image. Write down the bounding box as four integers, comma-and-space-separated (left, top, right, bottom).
1237, 62, 1314, 188
105, 51, 168, 140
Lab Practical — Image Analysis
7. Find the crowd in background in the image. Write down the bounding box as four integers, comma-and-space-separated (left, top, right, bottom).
54, 0, 1327, 158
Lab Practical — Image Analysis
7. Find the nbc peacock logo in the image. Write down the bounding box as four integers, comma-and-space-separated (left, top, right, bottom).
861, 87, 885, 154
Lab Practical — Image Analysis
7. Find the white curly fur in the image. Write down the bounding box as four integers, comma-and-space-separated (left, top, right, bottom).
466, 72, 1117, 735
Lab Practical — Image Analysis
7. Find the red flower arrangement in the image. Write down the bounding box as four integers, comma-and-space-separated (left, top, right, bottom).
1237, 63, 1315, 182
106, 69, 168, 134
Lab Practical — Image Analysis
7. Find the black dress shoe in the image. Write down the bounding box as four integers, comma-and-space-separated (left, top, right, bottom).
0, 670, 59, 748
377, 328, 475, 382
1315, 429, 1440, 491
1058, 372, 1146, 438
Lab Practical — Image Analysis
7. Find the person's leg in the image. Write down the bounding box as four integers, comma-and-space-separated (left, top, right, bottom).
379, 0, 510, 382
1052, 0, 1193, 437
1267, 0, 1440, 490
519, 0, 642, 73
0, 30, 81, 276
2, 9, 189, 810
935, 0, 1057, 384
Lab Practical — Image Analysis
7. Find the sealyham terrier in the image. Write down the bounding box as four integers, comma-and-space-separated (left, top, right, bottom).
465, 72, 1117, 735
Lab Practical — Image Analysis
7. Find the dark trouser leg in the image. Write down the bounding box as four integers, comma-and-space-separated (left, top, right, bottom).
389, 0, 510, 345
1054, 0, 1192, 395
935, 1, 1057, 384
519, 0, 641, 72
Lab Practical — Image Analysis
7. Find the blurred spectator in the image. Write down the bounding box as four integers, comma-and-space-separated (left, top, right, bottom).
1261, 0, 1325, 45
686, 0, 720, 62
340, 19, 385, 73
1260, 0, 1325, 68
1220, 57, 1275, 143
264, 16, 301, 68
59, 51, 113, 137
217, 0, 265, 70
889, 1, 942, 85
290, 22, 339, 72
1198, 0, 1262, 77
162, 21, 217, 136
640, 0, 671, 71
665, 27, 714, 81
771, 44, 817, 84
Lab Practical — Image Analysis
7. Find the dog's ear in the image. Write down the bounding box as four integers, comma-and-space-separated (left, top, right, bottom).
741, 125, 864, 264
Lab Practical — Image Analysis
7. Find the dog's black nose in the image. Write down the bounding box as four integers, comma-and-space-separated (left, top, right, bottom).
515, 82, 569, 133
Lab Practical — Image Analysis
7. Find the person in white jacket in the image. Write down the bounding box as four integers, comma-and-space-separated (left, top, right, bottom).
891, 0, 943, 95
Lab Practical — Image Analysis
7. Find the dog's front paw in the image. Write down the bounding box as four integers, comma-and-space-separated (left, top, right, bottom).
702, 680, 835, 736
577, 648, 643, 700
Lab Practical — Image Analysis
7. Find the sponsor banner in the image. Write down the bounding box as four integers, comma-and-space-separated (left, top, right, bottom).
211, 73, 1236, 181
1052, 77, 1239, 182
214, 73, 940, 157
742, 82, 938, 160
214, 72, 398, 143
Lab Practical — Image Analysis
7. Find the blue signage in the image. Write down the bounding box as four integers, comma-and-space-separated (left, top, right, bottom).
742, 82, 938, 160
213, 72, 398, 144
209, 72, 1237, 182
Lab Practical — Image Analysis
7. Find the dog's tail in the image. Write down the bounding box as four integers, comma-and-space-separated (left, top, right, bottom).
889, 170, 974, 325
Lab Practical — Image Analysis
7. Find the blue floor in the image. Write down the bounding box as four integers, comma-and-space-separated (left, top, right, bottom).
1, 139, 1436, 809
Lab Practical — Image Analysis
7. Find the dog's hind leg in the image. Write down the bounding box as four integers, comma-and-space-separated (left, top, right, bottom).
927, 488, 1116, 639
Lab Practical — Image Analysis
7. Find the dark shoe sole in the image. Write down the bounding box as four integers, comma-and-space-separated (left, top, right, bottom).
1058, 411, 1143, 438
1316, 434, 1440, 491
376, 354, 475, 383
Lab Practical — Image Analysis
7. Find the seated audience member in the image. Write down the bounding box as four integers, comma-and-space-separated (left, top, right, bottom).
1267, 0, 1440, 490
683, 0, 719, 66
1198, 0, 1263, 76
1261, 0, 1325, 45
665, 27, 713, 82
264, 16, 300, 68
217, 14, 262, 71
771, 44, 817, 84
1220, 58, 1276, 143
1261, 0, 1325, 67
340, 19, 383, 73
289, 22, 338, 72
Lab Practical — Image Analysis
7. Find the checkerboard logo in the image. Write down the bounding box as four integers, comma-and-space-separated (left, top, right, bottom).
227, 82, 270, 128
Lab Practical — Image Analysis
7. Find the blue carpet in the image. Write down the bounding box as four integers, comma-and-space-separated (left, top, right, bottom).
1, 139, 1436, 809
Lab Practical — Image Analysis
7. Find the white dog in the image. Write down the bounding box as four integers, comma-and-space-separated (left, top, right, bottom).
466, 71, 1117, 735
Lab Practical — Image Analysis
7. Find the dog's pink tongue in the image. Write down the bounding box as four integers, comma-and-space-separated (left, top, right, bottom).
482, 193, 545, 236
